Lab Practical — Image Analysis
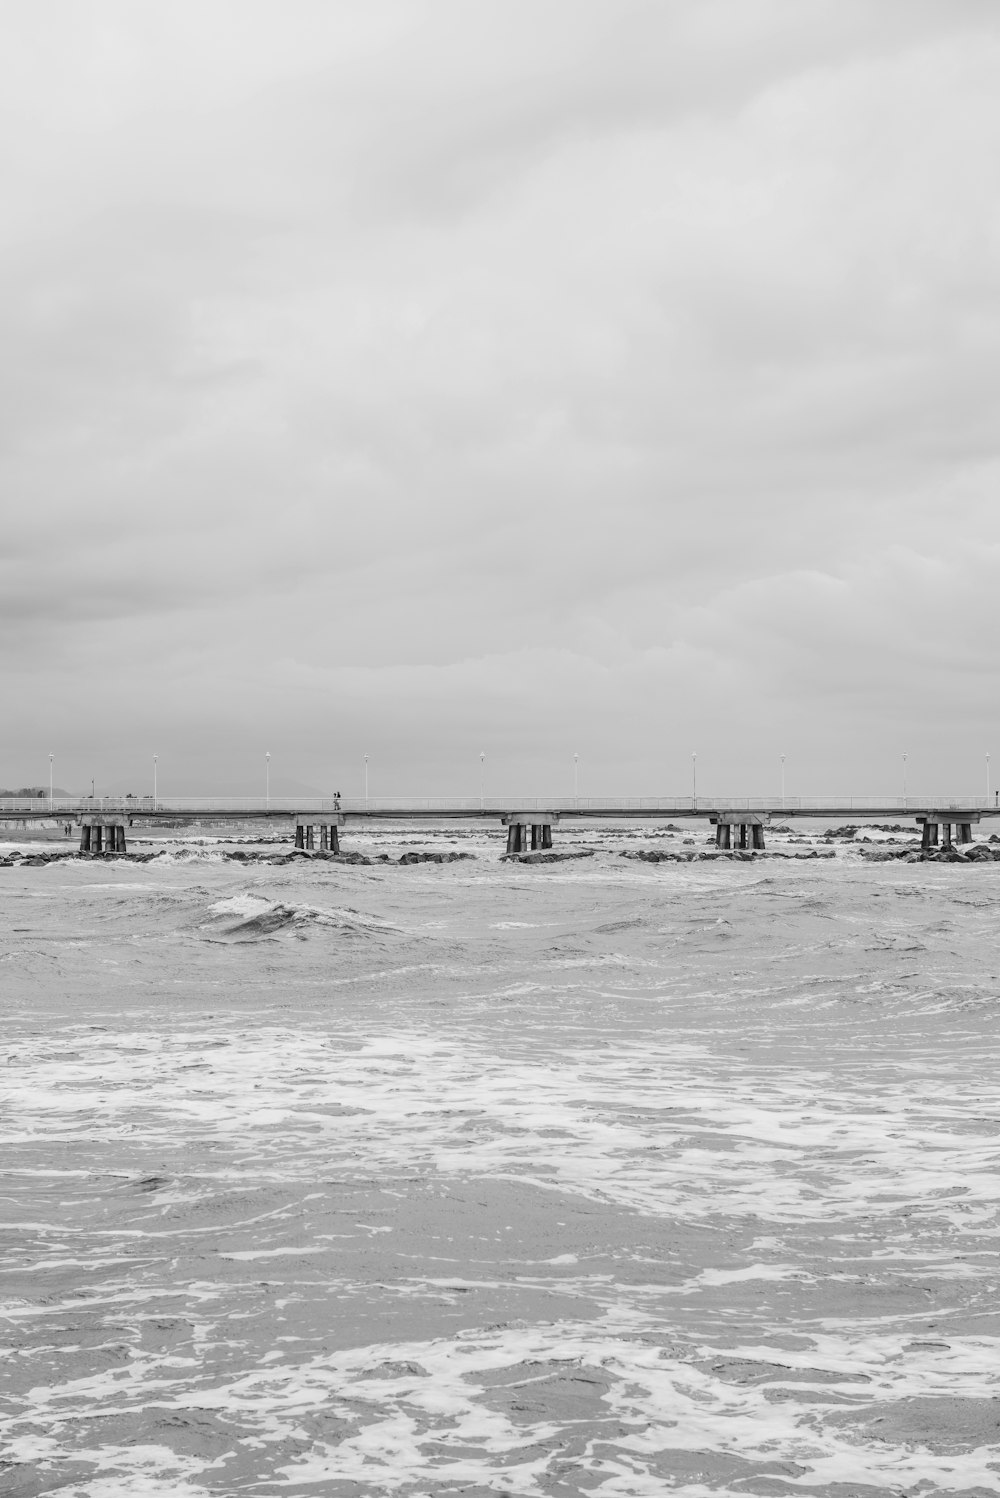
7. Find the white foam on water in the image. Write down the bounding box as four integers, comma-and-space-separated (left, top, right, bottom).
207, 893, 275, 918
5, 855, 1000, 1494
5, 1027, 999, 1232
12, 1317, 997, 1495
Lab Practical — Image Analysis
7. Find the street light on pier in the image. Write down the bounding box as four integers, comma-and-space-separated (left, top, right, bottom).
153, 754, 158, 809
692, 752, 697, 808
49, 753, 53, 809
480, 751, 485, 810
574, 753, 579, 806
987, 751, 991, 805
363, 754, 369, 808
265, 751, 271, 809
902, 751, 908, 803
780, 753, 785, 808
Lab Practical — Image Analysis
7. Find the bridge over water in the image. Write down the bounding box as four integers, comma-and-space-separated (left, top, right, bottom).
3, 796, 996, 856
2, 796, 997, 819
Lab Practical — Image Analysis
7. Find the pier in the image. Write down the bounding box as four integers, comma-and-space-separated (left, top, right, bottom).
1, 796, 996, 857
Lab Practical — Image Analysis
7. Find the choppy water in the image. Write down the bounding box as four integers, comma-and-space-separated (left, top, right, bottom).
3, 824, 1000, 1496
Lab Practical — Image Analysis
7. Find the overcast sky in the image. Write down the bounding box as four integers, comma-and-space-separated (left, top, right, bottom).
3, 0, 999, 797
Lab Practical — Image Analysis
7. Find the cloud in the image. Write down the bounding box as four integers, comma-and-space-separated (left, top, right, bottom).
2, 1, 999, 795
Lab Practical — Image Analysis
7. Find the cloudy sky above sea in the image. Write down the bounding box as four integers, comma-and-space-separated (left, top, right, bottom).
3, 0, 999, 799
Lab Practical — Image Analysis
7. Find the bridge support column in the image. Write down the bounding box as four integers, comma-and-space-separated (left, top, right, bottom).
295, 815, 344, 854
80, 816, 126, 855
502, 813, 558, 857
917, 812, 979, 852
710, 813, 769, 853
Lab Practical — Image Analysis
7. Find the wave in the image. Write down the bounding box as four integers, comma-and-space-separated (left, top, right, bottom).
206, 893, 399, 941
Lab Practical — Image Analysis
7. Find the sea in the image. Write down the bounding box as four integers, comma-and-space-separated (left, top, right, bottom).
2, 818, 999, 1497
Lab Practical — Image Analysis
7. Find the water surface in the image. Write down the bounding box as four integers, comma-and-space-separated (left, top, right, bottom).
3, 829, 1000, 1495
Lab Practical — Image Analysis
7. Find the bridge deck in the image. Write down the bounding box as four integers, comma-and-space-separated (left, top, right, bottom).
2, 797, 997, 822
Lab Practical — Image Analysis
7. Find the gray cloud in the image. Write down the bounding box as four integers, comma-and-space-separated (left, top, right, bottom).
2, 1, 999, 798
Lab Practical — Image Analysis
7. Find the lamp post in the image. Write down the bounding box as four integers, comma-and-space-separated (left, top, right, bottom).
363, 754, 369, 808
902, 751, 908, 803
574, 752, 579, 806
692, 752, 697, 808
780, 753, 785, 808
153, 754, 158, 809
480, 751, 485, 810
48, 753, 53, 809
987, 751, 991, 806
265, 751, 271, 809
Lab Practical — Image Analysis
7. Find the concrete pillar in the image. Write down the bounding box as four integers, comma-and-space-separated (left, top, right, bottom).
93, 825, 103, 854
751, 824, 766, 851
296, 814, 344, 851
738, 824, 748, 850
503, 814, 556, 855
715, 824, 731, 849
941, 823, 953, 849
959, 822, 973, 844
921, 821, 938, 849
79, 825, 91, 853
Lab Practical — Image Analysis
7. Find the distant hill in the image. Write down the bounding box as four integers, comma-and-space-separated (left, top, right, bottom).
0, 786, 77, 798
0, 780, 335, 798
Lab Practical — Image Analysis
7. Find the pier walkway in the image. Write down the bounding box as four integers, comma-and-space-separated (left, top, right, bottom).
2, 796, 996, 820
3, 796, 995, 857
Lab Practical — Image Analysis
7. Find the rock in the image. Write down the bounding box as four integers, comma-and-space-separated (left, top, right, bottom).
502, 850, 596, 864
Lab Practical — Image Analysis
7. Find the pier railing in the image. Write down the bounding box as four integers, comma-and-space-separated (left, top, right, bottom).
1, 796, 996, 816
